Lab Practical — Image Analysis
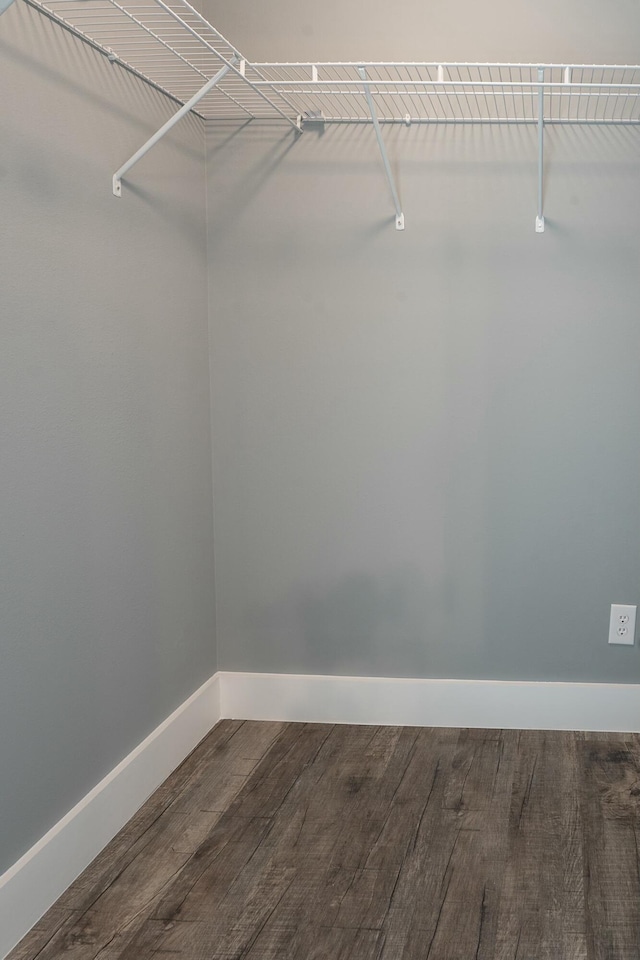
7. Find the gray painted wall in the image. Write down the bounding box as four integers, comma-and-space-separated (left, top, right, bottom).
205, 0, 640, 682
0, 3, 215, 871
205, 0, 640, 64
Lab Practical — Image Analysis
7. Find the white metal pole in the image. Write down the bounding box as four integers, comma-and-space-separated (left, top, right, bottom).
358, 66, 405, 230
112, 61, 233, 197
0, 0, 16, 15
536, 66, 545, 232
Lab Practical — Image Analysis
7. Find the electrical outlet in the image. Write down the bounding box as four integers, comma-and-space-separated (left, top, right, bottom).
608, 604, 636, 646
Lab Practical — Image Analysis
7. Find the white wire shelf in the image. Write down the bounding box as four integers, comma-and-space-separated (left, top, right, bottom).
255, 62, 640, 125
23, 0, 299, 124
16, 0, 640, 228
22, 0, 640, 125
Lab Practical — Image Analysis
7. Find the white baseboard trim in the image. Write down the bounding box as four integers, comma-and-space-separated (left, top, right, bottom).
0, 671, 221, 960
219, 671, 640, 733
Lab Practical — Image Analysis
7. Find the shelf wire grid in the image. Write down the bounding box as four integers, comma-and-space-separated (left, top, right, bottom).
24, 0, 300, 121
22, 0, 640, 124
256, 63, 640, 124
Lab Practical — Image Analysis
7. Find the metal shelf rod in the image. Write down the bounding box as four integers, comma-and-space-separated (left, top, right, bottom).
250, 79, 640, 89
536, 66, 545, 233
278, 116, 640, 124
254, 60, 640, 70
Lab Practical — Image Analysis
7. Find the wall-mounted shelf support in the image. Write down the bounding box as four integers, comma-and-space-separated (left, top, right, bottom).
536, 66, 545, 233
358, 66, 405, 230
113, 60, 234, 197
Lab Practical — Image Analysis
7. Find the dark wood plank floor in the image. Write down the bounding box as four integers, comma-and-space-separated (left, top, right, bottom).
9, 722, 640, 960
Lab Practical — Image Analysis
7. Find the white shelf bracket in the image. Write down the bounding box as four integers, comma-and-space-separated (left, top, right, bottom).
536, 66, 545, 233
112, 60, 234, 197
358, 66, 405, 230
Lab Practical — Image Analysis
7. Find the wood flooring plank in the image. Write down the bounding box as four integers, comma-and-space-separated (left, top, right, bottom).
153, 861, 296, 959
377, 730, 466, 960
260, 818, 386, 933
4, 908, 78, 960
145, 726, 310, 923
581, 739, 640, 960
250, 728, 423, 941
28, 815, 195, 960
52, 720, 246, 915
252, 726, 376, 823
376, 728, 517, 960
246, 924, 383, 960
493, 730, 587, 960
333, 865, 401, 930
90, 913, 178, 960
419, 824, 504, 960
170, 721, 286, 817
390, 726, 459, 805
152, 816, 272, 922
226, 723, 335, 820
417, 733, 517, 958
105, 918, 188, 960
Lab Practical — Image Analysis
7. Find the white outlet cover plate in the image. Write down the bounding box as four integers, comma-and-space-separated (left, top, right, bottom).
608, 603, 637, 646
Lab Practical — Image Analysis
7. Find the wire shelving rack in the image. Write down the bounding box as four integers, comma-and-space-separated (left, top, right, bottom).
15, 0, 640, 229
